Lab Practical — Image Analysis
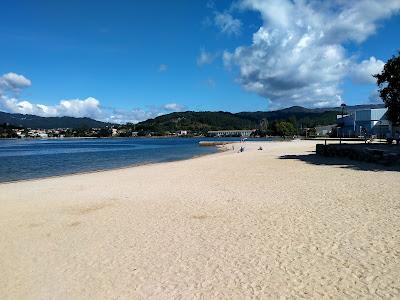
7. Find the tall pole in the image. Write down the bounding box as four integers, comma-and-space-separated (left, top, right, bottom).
340, 103, 346, 144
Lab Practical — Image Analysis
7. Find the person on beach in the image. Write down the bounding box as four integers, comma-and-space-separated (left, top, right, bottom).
386, 131, 393, 144
395, 131, 400, 145
361, 127, 368, 143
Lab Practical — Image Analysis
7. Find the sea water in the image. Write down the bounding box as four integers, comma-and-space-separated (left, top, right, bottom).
0, 137, 258, 182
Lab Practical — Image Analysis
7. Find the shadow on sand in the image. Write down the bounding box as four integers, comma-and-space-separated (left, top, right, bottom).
279, 152, 400, 172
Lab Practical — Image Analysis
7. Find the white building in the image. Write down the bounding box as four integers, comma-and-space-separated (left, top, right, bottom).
336, 108, 391, 137
178, 130, 188, 136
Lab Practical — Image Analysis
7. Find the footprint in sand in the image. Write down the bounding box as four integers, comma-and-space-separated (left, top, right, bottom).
67, 202, 113, 216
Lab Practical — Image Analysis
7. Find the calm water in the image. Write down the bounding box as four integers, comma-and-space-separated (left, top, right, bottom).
0, 137, 254, 183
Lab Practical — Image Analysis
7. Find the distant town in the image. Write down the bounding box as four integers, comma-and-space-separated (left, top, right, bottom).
0, 126, 194, 139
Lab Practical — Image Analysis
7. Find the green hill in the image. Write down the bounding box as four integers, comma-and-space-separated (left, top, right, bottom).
135, 107, 342, 133
135, 111, 254, 132
0, 111, 110, 129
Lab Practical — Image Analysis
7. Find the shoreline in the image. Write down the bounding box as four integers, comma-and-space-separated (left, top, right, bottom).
0, 139, 390, 185
0, 143, 230, 185
1, 140, 399, 299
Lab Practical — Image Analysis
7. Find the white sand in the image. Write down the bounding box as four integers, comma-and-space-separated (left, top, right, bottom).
1, 140, 399, 299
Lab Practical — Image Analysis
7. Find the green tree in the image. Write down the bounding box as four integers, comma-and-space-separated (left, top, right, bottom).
96, 128, 112, 137
374, 52, 400, 125
275, 121, 297, 137
259, 118, 269, 131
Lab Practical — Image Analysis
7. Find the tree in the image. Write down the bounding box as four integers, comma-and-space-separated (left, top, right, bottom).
259, 118, 269, 131
374, 52, 400, 125
251, 129, 267, 137
96, 128, 112, 137
275, 121, 297, 137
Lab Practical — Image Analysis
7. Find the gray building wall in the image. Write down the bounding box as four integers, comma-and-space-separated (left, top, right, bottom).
337, 108, 391, 137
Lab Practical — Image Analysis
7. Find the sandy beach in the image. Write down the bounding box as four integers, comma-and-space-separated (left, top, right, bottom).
1, 140, 399, 299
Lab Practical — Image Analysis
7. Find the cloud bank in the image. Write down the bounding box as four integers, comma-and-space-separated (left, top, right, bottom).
0, 73, 185, 124
223, 0, 398, 108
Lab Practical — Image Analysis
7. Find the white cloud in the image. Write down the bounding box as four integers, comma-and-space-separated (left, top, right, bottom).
224, 0, 400, 108
0, 96, 103, 119
224, 26, 348, 108
58, 98, 103, 118
350, 56, 384, 84
0, 72, 31, 91
0, 95, 186, 124
214, 12, 242, 36
0, 72, 186, 124
197, 49, 215, 66
163, 103, 186, 112
158, 64, 168, 72
322, 1, 400, 43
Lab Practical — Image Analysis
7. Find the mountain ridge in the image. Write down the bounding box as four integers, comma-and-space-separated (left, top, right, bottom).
0, 111, 110, 129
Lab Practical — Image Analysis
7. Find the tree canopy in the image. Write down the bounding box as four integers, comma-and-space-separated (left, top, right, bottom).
274, 121, 297, 137
374, 52, 400, 125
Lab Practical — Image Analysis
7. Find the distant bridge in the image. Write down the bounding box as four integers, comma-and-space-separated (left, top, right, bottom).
207, 130, 255, 137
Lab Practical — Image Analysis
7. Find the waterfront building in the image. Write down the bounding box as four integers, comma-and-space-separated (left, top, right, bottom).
336, 108, 391, 137
178, 130, 188, 136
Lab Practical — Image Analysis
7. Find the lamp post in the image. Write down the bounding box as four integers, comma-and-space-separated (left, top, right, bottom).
340, 103, 346, 144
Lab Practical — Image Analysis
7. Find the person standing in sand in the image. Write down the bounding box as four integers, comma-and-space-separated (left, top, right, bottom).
395, 130, 400, 145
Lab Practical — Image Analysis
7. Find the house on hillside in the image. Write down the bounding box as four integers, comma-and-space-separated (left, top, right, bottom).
336, 108, 391, 138
178, 130, 188, 136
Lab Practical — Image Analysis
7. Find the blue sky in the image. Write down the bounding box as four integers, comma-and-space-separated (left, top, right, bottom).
0, 0, 399, 123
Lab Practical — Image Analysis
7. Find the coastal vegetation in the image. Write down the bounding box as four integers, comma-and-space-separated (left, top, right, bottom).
0, 123, 20, 138
374, 51, 400, 126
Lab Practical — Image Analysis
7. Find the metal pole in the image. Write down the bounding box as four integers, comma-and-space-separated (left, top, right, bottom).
340, 106, 344, 144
